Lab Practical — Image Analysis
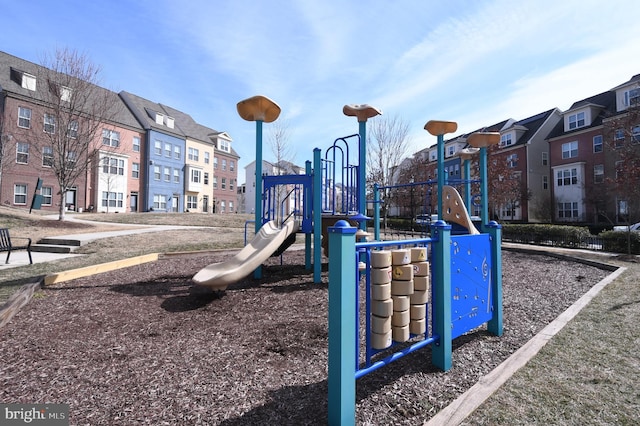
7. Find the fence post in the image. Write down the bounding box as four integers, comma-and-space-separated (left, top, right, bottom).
327, 220, 357, 425
431, 220, 452, 371
487, 221, 503, 336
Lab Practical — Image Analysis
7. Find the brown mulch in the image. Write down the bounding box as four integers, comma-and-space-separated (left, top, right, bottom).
0, 250, 612, 425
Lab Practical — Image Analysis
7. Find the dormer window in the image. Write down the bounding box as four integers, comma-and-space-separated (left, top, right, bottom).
61, 86, 72, 102
568, 112, 585, 130
155, 113, 164, 125
500, 133, 513, 147
164, 116, 175, 129
11, 68, 37, 91
219, 139, 230, 152
624, 88, 640, 107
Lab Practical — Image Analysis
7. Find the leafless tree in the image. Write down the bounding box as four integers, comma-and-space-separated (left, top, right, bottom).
267, 119, 297, 221
33, 48, 121, 220
366, 115, 411, 222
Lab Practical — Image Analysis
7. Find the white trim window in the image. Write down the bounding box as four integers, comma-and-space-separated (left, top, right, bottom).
204, 151, 210, 164
558, 202, 578, 219
154, 140, 162, 155
16, 142, 29, 164
18, 107, 31, 128
132, 162, 140, 179
42, 187, 53, 205
44, 114, 56, 134
14, 184, 27, 204
153, 194, 167, 210
593, 164, 604, 184
561, 141, 578, 159
173, 169, 180, 183
556, 168, 578, 187
624, 88, 640, 106
42, 146, 53, 167
67, 120, 78, 139
101, 191, 124, 208
190, 169, 201, 183
188, 147, 199, 161
102, 129, 120, 147
153, 165, 161, 180
187, 195, 198, 210
568, 112, 585, 130
133, 137, 140, 152
593, 135, 603, 153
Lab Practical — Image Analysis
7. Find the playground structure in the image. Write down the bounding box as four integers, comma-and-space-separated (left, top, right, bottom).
191, 96, 503, 425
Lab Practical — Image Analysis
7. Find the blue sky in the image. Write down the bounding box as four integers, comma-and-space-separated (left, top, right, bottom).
4, 0, 640, 183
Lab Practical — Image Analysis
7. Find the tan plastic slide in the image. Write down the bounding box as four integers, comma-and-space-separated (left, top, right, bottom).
192, 220, 299, 290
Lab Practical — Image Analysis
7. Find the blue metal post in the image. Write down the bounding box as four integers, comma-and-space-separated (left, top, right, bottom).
431, 220, 452, 371
358, 121, 367, 230
254, 120, 264, 279
437, 134, 445, 220
480, 146, 489, 230
487, 221, 503, 336
327, 220, 357, 425
373, 183, 380, 241
313, 148, 322, 283
464, 159, 472, 217
305, 160, 312, 271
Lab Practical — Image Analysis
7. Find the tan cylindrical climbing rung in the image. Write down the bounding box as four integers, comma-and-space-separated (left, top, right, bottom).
410, 304, 426, 320
371, 283, 391, 300
392, 295, 410, 312
414, 276, 430, 292
391, 249, 411, 265
410, 318, 426, 335
392, 325, 410, 342
391, 309, 410, 327
371, 330, 392, 349
371, 299, 393, 317
370, 250, 392, 268
410, 290, 429, 305
371, 314, 391, 334
393, 264, 413, 281
391, 280, 414, 296
410, 247, 427, 262
371, 266, 392, 284
412, 261, 430, 277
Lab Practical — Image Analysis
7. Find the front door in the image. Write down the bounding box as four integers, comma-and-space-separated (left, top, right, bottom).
65, 188, 77, 211
130, 192, 138, 213
202, 195, 209, 213
172, 195, 179, 212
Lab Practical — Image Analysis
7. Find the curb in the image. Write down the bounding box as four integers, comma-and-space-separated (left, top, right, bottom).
425, 262, 627, 425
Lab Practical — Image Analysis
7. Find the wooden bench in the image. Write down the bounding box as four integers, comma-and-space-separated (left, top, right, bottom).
0, 228, 33, 264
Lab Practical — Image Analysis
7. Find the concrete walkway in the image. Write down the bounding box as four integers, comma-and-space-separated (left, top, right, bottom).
0, 214, 207, 270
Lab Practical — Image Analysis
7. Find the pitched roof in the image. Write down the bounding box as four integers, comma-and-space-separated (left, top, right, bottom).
0, 50, 141, 131
119, 91, 185, 137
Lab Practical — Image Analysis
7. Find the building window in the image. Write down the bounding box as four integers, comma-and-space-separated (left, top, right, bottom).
174, 145, 181, 159
18, 107, 31, 128
102, 191, 124, 208
165, 143, 171, 157
173, 169, 180, 183
154, 165, 161, 180
561, 141, 578, 159
632, 125, 640, 143
20, 72, 37, 91
615, 160, 623, 180
614, 129, 625, 148
221, 178, 226, 189
154, 140, 162, 155
507, 153, 518, 168
542, 152, 548, 166
213, 177, 218, 189
66, 151, 77, 169
42, 146, 54, 167
16, 142, 28, 164
220, 201, 226, 212
42, 187, 53, 205
219, 139, 230, 152
14, 184, 27, 204
229, 179, 234, 190
447, 145, 455, 156
102, 157, 124, 175
500, 134, 513, 146
213, 157, 218, 170
624, 88, 640, 106
204, 152, 210, 164
187, 195, 198, 210
557, 168, 578, 186
222, 159, 227, 171
132, 162, 140, 179
66, 120, 78, 139
44, 114, 56, 134
558, 202, 578, 219
229, 201, 234, 212
593, 135, 603, 153
568, 112, 585, 130
594, 164, 604, 184
542, 175, 548, 190
204, 172, 209, 185
164, 167, 171, 182
188, 147, 199, 161
153, 194, 167, 210
230, 160, 235, 172
101, 129, 120, 147
133, 137, 140, 152
191, 169, 201, 183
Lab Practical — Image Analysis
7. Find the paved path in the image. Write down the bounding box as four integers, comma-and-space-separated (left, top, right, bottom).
0, 215, 208, 270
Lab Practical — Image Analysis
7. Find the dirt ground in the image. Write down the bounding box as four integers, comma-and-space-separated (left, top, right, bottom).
0, 250, 612, 425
